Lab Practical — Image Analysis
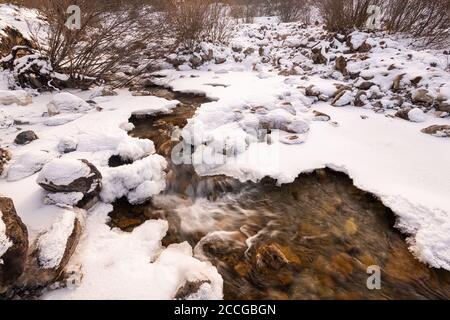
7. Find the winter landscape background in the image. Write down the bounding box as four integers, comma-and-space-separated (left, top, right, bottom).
0, 0, 450, 300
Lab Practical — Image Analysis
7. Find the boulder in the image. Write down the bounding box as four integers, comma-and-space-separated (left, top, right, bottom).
335, 56, 347, 75
412, 89, 434, 106
332, 90, 353, 107
312, 110, 331, 122
14, 130, 39, 145
437, 100, 450, 113
16, 209, 85, 290
358, 81, 375, 90
395, 107, 426, 123
0, 196, 29, 294
311, 47, 327, 64
0, 148, 12, 176
421, 125, 450, 138
0, 90, 32, 106
37, 159, 102, 208
57, 137, 78, 154
347, 32, 371, 53
47, 93, 92, 116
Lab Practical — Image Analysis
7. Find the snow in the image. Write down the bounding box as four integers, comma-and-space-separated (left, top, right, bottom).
408, 108, 426, 123
37, 210, 79, 269
37, 158, 91, 187
0, 210, 12, 264
0, 89, 32, 106
44, 192, 84, 209
6, 150, 55, 182
47, 92, 93, 115
100, 155, 167, 205
43, 203, 223, 300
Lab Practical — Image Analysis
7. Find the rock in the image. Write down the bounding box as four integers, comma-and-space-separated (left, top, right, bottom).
215, 57, 227, 65
57, 137, 78, 154
392, 74, 405, 91
47, 93, 92, 116
100, 87, 118, 96
347, 32, 371, 53
311, 47, 327, 64
174, 280, 211, 300
395, 107, 426, 122
243, 47, 255, 56
16, 209, 85, 290
312, 110, 331, 121
335, 56, 347, 75
189, 56, 203, 68
305, 85, 320, 97
0, 148, 12, 176
421, 125, 450, 137
255, 243, 301, 271
358, 82, 375, 90
7, 151, 55, 182
412, 89, 434, 106
14, 130, 39, 145
0, 196, 28, 294
437, 100, 450, 113
37, 159, 102, 207
166, 55, 186, 67
279, 134, 307, 145
332, 90, 353, 107
354, 91, 368, 107
0, 90, 32, 106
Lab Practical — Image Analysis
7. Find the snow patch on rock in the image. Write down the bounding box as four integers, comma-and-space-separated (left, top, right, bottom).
37, 158, 91, 187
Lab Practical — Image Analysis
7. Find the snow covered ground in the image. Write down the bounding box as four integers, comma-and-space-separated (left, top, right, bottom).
1, 6, 450, 299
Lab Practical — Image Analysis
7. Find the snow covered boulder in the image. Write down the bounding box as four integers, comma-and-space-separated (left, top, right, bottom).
7, 150, 56, 182
347, 32, 371, 53
0, 90, 32, 106
14, 130, 38, 145
47, 92, 93, 116
395, 108, 426, 123
100, 155, 167, 205
260, 110, 310, 134
332, 90, 354, 107
37, 159, 102, 207
18, 209, 85, 289
57, 136, 78, 154
0, 148, 12, 176
0, 196, 28, 294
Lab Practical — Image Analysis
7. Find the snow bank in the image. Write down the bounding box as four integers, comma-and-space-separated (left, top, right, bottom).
7, 150, 55, 182
37, 158, 91, 187
100, 155, 167, 205
43, 203, 223, 300
0, 90, 32, 106
37, 210, 77, 269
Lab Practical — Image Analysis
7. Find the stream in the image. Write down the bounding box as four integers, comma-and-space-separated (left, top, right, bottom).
110, 86, 450, 300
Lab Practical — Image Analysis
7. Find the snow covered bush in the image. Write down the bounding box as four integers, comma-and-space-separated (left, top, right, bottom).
31, 0, 171, 88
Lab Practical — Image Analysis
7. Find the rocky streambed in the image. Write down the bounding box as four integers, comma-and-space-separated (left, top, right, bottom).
109, 86, 450, 300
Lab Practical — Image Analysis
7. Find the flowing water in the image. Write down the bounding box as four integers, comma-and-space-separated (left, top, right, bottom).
110, 86, 450, 300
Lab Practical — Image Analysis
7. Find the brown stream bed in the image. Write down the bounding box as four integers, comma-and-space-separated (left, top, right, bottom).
109, 86, 450, 300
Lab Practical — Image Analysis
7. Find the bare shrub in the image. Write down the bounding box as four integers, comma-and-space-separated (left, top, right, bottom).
28, 0, 170, 88
384, 0, 450, 47
317, 0, 381, 32
230, 0, 259, 23
276, 0, 312, 23
165, 0, 235, 50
